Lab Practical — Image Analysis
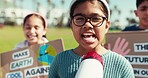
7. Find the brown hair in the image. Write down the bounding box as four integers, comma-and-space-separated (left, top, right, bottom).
70, 0, 108, 20
23, 13, 47, 38
136, 0, 148, 8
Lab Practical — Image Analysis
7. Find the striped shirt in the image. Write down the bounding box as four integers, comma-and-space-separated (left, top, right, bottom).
48, 49, 135, 78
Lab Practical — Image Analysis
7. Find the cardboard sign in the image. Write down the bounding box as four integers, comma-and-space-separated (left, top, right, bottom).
106, 31, 148, 78
0, 38, 64, 78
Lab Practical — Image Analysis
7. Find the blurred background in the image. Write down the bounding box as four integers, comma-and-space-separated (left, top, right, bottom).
0, 0, 137, 29
0, 1, 139, 77
0, 0, 137, 52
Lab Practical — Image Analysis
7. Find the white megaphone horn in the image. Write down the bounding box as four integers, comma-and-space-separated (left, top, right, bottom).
75, 51, 104, 78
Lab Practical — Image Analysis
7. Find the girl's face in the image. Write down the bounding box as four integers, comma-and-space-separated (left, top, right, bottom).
71, 1, 110, 50
23, 16, 46, 45
134, 1, 148, 28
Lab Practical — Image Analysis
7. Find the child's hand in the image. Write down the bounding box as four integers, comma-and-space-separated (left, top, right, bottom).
107, 37, 131, 56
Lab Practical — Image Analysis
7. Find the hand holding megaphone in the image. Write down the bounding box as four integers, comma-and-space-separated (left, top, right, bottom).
75, 51, 103, 78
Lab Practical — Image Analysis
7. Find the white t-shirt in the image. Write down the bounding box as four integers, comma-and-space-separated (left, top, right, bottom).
13, 37, 48, 50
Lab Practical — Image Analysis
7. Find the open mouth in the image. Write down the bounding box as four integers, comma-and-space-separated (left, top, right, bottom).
27, 35, 37, 40
81, 34, 96, 38
81, 33, 96, 43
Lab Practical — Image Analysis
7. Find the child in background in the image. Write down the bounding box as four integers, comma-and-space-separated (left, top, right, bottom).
48, 0, 135, 78
13, 13, 56, 65
14, 13, 48, 49
107, 0, 148, 56
123, 0, 148, 31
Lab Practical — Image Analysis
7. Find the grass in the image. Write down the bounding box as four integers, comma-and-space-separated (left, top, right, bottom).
0, 26, 78, 77
0, 26, 121, 53
0, 26, 120, 77
0, 26, 78, 53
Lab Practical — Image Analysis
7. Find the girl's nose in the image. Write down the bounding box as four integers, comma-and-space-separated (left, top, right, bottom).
30, 28, 35, 33
82, 20, 93, 29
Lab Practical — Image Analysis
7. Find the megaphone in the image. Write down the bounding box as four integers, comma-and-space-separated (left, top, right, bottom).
75, 51, 103, 78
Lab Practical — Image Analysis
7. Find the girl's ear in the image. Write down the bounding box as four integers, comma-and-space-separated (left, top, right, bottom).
69, 18, 73, 28
43, 28, 47, 36
105, 21, 110, 33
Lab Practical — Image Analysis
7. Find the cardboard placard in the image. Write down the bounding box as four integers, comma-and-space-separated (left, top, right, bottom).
0, 38, 64, 78
106, 31, 148, 78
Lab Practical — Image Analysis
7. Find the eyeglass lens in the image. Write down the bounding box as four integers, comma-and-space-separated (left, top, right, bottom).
73, 15, 106, 27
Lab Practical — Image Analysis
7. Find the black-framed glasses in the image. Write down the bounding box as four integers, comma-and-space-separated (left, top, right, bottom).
72, 14, 106, 27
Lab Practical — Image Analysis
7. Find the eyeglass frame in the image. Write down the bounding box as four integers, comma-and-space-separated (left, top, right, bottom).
72, 14, 107, 27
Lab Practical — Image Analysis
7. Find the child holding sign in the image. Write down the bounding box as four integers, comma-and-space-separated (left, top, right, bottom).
107, 0, 148, 56
48, 0, 135, 78
13, 13, 56, 65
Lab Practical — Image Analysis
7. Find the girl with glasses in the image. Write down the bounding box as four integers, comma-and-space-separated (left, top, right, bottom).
48, 0, 135, 78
